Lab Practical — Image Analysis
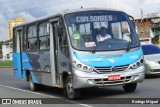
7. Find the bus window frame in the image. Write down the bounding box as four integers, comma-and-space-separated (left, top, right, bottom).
23, 25, 27, 51
26, 23, 38, 52
13, 28, 17, 52
58, 17, 70, 58
38, 20, 50, 52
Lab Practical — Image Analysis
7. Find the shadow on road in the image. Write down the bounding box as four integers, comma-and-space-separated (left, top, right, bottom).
145, 74, 160, 79
38, 85, 136, 100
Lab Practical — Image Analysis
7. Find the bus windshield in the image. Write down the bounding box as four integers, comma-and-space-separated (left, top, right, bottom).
65, 11, 139, 51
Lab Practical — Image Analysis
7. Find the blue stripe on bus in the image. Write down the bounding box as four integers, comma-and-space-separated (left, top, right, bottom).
22, 52, 39, 83
13, 52, 39, 83
73, 48, 142, 67
12, 52, 22, 79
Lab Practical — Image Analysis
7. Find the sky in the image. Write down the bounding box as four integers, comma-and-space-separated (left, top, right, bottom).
0, 0, 160, 41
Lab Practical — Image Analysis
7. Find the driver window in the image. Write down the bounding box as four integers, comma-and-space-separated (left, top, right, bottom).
121, 21, 131, 41
59, 27, 69, 57
111, 21, 131, 42
111, 22, 122, 39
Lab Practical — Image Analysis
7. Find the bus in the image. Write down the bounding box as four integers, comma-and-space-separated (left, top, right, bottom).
12, 8, 145, 99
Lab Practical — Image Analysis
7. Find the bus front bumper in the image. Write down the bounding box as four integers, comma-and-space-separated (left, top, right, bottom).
72, 65, 145, 89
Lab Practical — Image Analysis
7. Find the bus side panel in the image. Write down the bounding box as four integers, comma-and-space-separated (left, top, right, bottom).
13, 52, 22, 79
39, 51, 53, 86
21, 52, 39, 83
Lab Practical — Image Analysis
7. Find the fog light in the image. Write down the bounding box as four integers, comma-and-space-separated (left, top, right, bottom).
133, 75, 139, 80
88, 79, 94, 84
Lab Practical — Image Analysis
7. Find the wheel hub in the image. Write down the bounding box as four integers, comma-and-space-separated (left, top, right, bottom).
67, 80, 73, 94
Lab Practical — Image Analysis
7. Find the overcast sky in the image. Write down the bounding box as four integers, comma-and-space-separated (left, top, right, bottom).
0, 0, 160, 41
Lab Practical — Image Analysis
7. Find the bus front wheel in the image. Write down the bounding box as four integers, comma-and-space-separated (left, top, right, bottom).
123, 83, 137, 92
65, 76, 80, 99
29, 75, 38, 91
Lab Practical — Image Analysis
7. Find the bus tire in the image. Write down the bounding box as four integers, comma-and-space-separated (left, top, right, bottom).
65, 76, 80, 99
123, 83, 137, 92
29, 75, 38, 91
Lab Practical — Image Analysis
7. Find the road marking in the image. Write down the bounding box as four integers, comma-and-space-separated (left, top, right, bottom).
0, 84, 94, 107
0, 84, 57, 98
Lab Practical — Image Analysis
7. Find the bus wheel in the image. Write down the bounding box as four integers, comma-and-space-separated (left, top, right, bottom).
65, 76, 80, 99
29, 75, 38, 91
123, 83, 137, 92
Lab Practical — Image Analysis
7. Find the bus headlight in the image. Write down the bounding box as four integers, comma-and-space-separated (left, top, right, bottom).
131, 58, 144, 69
73, 61, 76, 65
77, 64, 82, 68
72, 60, 94, 72
83, 66, 88, 70
89, 68, 93, 71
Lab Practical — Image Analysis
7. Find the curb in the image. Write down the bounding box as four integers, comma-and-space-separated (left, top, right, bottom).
0, 66, 13, 68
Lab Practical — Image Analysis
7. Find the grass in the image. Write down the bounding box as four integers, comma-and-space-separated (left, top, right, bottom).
0, 60, 12, 66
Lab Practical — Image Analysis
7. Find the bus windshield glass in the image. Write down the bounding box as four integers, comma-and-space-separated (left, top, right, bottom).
65, 11, 139, 51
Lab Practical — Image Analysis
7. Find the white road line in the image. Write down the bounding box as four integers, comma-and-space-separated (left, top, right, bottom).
0, 84, 56, 98
66, 100, 94, 107
0, 84, 94, 107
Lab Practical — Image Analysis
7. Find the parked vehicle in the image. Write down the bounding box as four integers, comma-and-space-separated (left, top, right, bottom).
142, 44, 160, 75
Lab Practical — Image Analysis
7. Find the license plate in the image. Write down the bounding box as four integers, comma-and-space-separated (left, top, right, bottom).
108, 75, 121, 81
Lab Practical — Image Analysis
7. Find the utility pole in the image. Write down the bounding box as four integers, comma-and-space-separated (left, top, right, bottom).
140, 8, 143, 22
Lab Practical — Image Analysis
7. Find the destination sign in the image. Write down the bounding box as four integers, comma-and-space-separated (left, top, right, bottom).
76, 15, 113, 23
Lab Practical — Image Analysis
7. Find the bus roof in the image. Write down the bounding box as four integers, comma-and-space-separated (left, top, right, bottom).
13, 8, 124, 28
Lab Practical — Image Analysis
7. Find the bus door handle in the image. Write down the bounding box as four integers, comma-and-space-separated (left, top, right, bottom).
38, 52, 44, 54
55, 50, 57, 55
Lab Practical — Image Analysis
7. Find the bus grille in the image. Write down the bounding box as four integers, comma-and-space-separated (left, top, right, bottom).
94, 64, 129, 73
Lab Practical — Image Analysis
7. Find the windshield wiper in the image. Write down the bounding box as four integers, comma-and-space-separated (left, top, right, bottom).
126, 42, 130, 51
91, 41, 97, 54
126, 34, 131, 51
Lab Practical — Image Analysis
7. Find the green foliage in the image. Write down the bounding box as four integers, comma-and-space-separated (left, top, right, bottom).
0, 60, 12, 66
3, 39, 12, 44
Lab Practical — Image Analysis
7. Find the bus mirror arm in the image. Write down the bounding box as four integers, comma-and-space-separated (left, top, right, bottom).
128, 15, 135, 29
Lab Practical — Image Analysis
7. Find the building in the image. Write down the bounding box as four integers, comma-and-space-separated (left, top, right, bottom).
2, 42, 13, 60
8, 17, 25, 39
134, 13, 160, 46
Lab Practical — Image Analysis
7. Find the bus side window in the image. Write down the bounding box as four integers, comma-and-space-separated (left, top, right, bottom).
38, 22, 50, 50
27, 24, 37, 51
59, 28, 69, 57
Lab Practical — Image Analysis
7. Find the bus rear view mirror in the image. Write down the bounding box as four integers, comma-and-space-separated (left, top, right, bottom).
129, 15, 135, 29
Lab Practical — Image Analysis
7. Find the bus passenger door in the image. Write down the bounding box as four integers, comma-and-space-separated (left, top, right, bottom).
50, 19, 59, 85
13, 28, 23, 79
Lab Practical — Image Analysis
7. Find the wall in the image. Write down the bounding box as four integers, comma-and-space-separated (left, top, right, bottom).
2, 43, 13, 60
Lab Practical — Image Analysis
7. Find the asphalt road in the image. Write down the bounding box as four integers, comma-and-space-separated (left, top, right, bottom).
0, 68, 160, 107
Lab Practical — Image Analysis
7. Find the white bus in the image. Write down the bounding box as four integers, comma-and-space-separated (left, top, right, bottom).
13, 8, 145, 99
